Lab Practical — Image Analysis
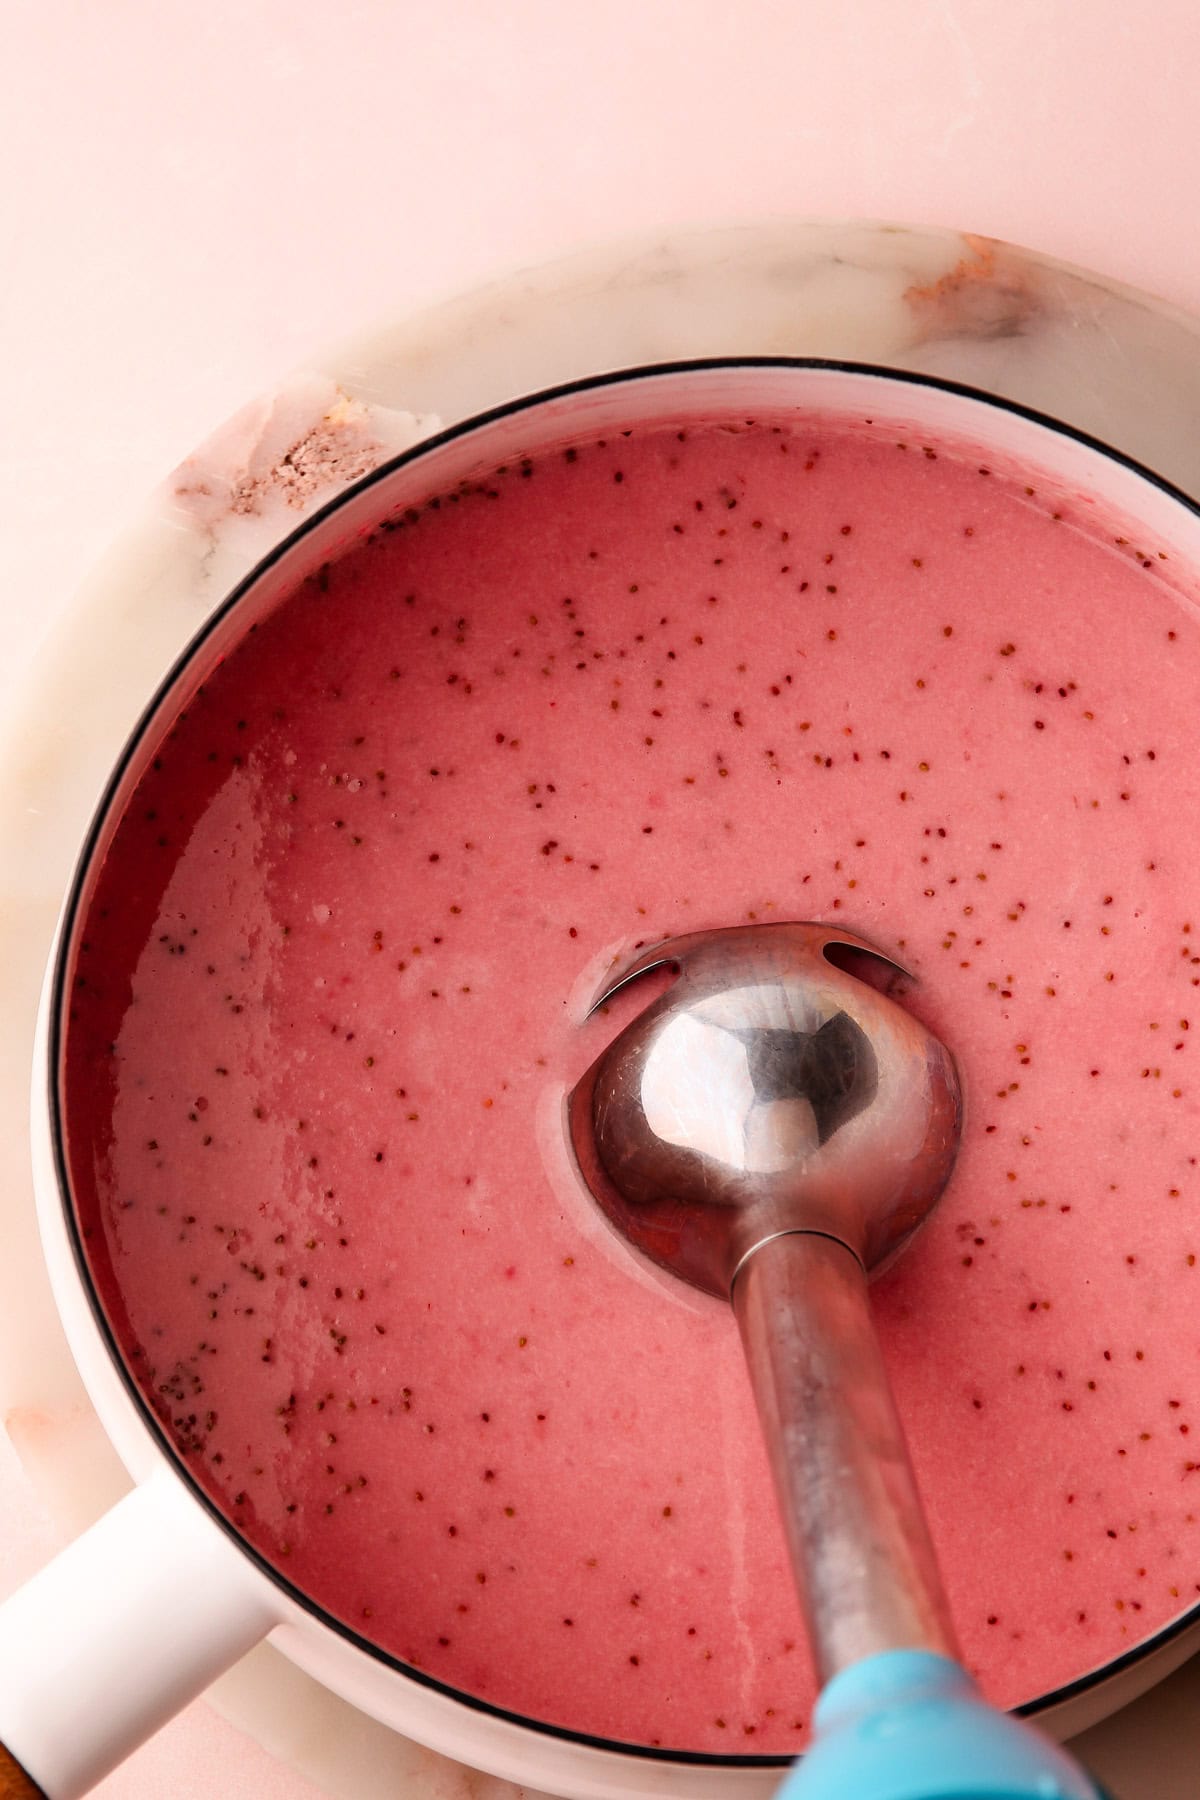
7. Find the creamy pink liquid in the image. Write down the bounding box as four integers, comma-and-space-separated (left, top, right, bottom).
65, 419, 1200, 1753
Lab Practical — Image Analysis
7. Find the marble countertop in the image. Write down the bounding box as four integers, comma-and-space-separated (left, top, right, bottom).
5, 6, 1200, 1797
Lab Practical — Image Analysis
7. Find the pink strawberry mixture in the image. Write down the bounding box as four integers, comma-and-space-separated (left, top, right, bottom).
64, 417, 1200, 1752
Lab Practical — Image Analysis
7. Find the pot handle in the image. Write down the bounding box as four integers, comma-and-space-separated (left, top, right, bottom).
0, 1467, 277, 1798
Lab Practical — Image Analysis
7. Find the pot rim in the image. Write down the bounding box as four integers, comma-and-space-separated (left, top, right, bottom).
43, 355, 1200, 1769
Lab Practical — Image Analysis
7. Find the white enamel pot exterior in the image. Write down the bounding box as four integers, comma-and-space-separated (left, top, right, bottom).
6, 362, 1200, 1799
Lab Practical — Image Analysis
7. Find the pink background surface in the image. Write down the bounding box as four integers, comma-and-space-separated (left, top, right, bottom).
2, 3, 1200, 1794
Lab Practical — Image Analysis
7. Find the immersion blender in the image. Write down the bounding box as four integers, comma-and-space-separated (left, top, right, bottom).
569, 922, 1111, 1800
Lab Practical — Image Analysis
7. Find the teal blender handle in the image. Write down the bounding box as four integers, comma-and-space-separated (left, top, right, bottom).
732, 1239, 1108, 1800
778, 1650, 1105, 1800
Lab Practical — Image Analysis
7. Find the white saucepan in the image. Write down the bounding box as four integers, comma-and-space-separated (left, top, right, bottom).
3, 361, 1199, 1800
